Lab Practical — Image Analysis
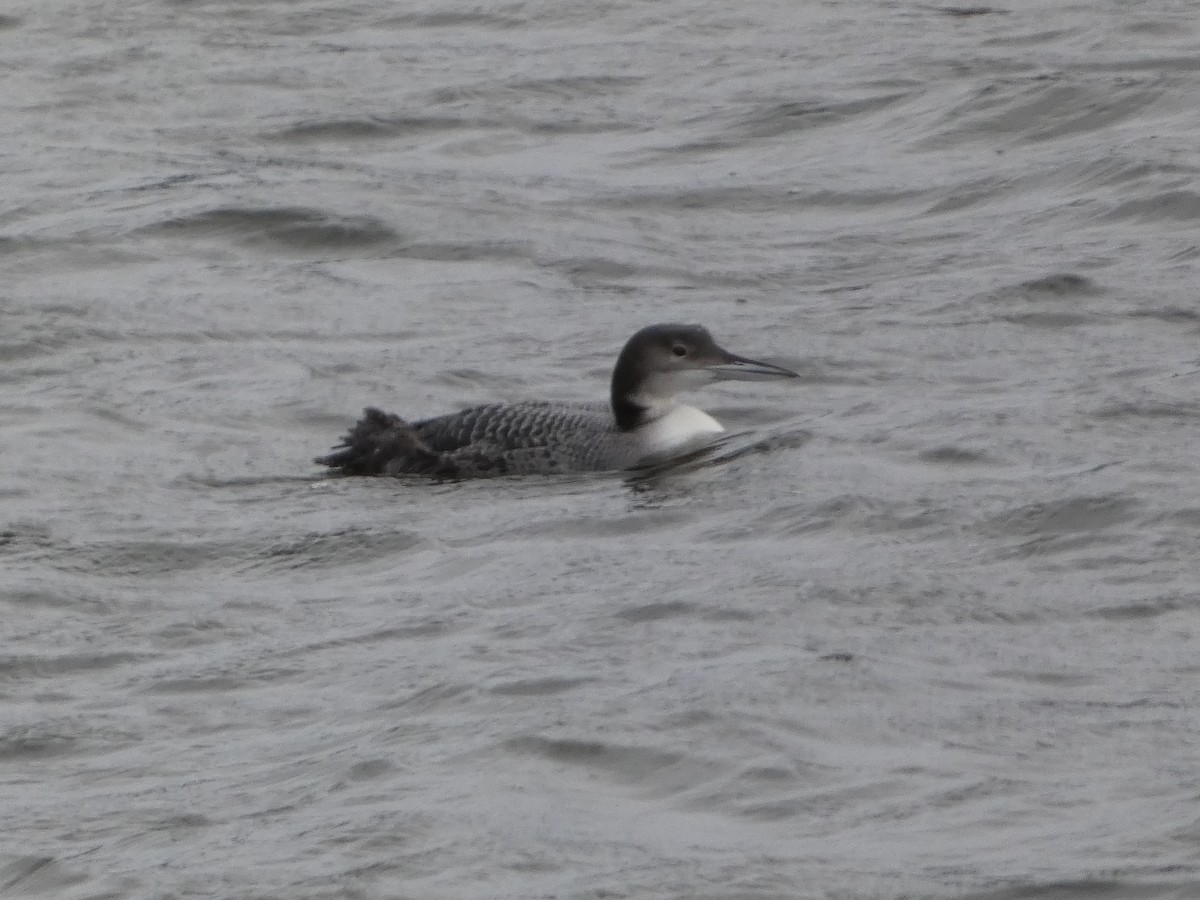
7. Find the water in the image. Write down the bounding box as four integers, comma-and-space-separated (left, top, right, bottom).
3, 0, 1200, 897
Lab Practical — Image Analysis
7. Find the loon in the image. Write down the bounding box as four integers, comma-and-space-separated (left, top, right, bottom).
316, 323, 799, 478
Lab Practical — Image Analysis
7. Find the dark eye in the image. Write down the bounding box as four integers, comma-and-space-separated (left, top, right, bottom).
672, 344, 687, 357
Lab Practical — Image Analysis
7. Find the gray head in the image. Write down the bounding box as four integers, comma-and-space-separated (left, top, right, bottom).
610, 323, 799, 430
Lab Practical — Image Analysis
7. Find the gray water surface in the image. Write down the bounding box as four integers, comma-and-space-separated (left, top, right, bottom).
4, 1, 1200, 897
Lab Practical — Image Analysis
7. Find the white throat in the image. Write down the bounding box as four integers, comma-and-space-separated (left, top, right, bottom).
634, 400, 725, 455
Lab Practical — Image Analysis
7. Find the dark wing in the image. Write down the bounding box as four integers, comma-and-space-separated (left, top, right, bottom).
412, 402, 612, 453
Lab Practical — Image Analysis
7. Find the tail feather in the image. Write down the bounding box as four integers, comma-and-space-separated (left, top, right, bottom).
316, 407, 454, 476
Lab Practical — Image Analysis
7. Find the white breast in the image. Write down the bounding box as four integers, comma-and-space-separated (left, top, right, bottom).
636, 403, 725, 456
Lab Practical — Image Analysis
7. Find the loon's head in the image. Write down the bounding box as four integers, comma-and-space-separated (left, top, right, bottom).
610, 323, 799, 431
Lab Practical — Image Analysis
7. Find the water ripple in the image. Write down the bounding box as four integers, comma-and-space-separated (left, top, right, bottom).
145, 206, 400, 252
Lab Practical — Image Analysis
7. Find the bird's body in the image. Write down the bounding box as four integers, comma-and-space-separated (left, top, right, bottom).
317, 324, 797, 479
